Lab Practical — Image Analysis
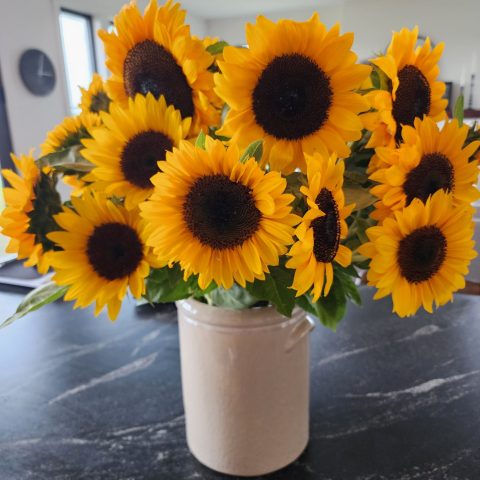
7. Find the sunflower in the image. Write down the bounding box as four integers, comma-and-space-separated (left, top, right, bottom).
193, 35, 225, 110
47, 193, 156, 320
359, 190, 476, 317
140, 137, 299, 290
0, 153, 62, 273
370, 117, 480, 221
286, 152, 354, 300
63, 174, 87, 197
82, 93, 190, 210
365, 26, 447, 148
79, 73, 111, 116
214, 14, 370, 173
99, 0, 219, 135
41, 113, 101, 155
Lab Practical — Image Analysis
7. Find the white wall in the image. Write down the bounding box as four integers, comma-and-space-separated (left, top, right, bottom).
206, 0, 480, 109
1, 0, 480, 160
207, 5, 343, 45
0, 0, 69, 156
0, 0, 207, 158
342, 0, 480, 109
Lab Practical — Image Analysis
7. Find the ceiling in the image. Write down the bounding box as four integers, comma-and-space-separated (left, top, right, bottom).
59, 0, 345, 20
179, 0, 344, 19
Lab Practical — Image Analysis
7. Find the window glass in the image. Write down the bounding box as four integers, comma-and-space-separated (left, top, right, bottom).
59, 10, 96, 114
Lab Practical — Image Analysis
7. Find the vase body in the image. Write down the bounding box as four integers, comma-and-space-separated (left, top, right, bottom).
176, 298, 314, 477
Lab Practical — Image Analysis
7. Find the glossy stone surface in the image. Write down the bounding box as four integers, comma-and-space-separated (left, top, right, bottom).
0, 285, 479, 479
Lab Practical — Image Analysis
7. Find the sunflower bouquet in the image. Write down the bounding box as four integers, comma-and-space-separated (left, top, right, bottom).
1, 0, 479, 330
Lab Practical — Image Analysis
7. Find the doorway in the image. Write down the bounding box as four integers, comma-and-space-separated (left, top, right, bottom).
0, 63, 14, 171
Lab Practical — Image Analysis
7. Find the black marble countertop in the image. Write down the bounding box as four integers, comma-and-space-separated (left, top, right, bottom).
0, 284, 479, 480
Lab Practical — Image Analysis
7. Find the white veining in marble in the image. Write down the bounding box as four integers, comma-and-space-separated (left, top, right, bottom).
131, 330, 162, 356
398, 324, 441, 341
345, 370, 480, 399
317, 324, 443, 367
0, 328, 142, 399
48, 353, 158, 405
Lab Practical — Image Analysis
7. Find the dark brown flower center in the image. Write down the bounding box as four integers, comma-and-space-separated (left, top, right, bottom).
121, 130, 173, 189
252, 54, 333, 140
397, 225, 446, 283
87, 223, 143, 280
392, 65, 431, 143
123, 40, 194, 119
311, 188, 340, 263
90, 91, 111, 114
403, 153, 454, 205
183, 174, 261, 250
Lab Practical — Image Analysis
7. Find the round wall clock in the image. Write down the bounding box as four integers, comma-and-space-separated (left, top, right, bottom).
19, 49, 56, 96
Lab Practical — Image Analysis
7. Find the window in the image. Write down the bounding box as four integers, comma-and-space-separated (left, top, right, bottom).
59, 9, 96, 115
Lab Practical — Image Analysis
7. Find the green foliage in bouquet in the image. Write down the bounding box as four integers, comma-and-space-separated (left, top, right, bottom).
0, 1, 478, 330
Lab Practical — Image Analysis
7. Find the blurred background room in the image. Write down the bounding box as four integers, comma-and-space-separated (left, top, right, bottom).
0, 0, 478, 281
0, 2, 480, 479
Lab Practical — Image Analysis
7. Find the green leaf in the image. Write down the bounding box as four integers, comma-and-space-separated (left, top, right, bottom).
351, 251, 370, 270
340, 264, 360, 279
296, 290, 346, 331
144, 265, 215, 304
344, 170, 369, 185
370, 65, 390, 91
334, 266, 362, 306
240, 140, 263, 164
195, 130, 206, 149
206, 284, 259, 309
353, 217, 372, 244
206, 40, 229, 56
246, 266, 296, 317
55, 163, 93, 173
454, 95, 464, 126
343, 178, 377, 211
208, 126, 230, 142
36, 146, 93, 174
29, 172, 63, 252
296, 266, 361, 331
145, 265, 190, 303
370, 69, 380, 90
295, 294, 321, 319
190, 277, 217, 298
285, 171, 308, 212
308, 283, 347, 331
1, 282, 68, 329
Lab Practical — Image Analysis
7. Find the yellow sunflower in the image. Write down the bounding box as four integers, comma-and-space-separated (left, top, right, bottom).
0, 153, 62, 273
82, 93, 190, 210
140, 137, 299, 290
193, 35, 225, 110
79, 73, 111, 116
99, 0, 219, 135
365, 26, 447, 148
41, 113, 101, 155
286, 152, 354, 300
359, 190, 476, 317
47, 193, 156, 320
214, 14, 371, 173
63, 174, 87, 197
370, 117, 480, 221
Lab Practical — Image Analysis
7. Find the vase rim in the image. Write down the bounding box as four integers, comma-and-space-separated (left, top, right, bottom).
175, 297, 305, 331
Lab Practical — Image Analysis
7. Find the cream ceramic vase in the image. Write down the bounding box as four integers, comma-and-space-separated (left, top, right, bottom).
176, 298, 315, 477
